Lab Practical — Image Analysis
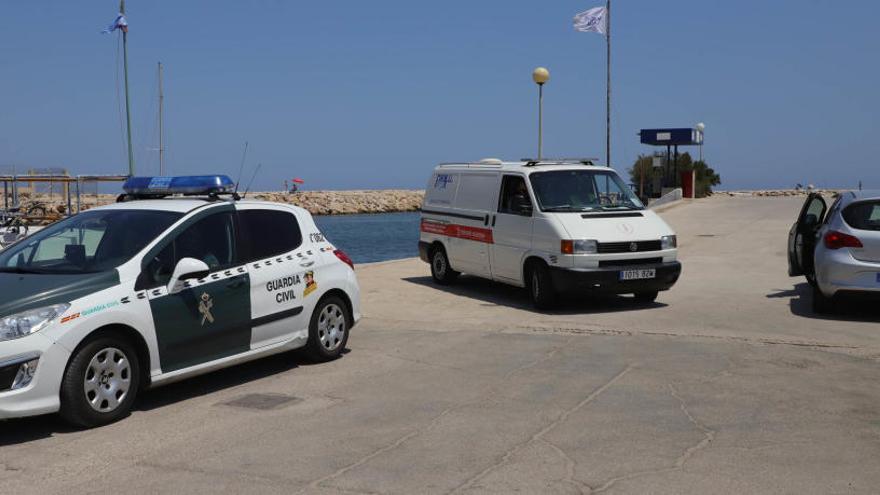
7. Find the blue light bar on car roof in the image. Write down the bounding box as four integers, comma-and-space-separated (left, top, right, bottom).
122, 175, 236, 196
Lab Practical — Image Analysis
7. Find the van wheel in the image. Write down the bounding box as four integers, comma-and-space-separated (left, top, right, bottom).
811, 286, 835, 314
430, 246, 459, 285
633, 291, 659, 304
59, 336, 141, 428
527, 262, 556, 310
304, 295, 351, 362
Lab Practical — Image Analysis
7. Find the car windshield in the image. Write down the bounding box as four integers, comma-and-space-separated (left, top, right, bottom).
0, 209, 183, 274
529, 170, 644, 212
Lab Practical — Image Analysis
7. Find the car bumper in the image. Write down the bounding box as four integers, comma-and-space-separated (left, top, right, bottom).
0, 333, 69, 420
816, 249, 880, 297
548, 261, 682, 295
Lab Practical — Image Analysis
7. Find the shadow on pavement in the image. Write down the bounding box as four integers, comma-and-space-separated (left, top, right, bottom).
0, 349, 349, 446
767, 282, 880, 322
403, 275, 668, 315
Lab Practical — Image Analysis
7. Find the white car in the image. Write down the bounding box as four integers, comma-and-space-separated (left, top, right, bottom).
418, 159, 681, 308
0, 175, 360, 427
788, 191, 880, 312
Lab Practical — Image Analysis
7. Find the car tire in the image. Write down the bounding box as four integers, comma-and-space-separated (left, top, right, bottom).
59, 335, 141, 428
304, 295, 351, 362
527, 262, 556, 310
430, 246, 459, 285
811, 286, 835, 314
633, 291, 659, 304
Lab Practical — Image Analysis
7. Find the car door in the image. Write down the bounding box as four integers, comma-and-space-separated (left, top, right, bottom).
138, 206, 252, 373
491, 175, 534, 284
788, 193, 826, 277
236, 205, 311, 349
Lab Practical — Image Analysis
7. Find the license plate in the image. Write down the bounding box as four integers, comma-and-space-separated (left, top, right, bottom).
620, 269, 656, 281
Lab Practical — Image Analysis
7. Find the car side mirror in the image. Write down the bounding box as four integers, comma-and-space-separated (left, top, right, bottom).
167, 257, 210, 294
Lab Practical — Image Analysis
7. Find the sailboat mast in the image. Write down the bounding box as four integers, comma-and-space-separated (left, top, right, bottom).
120, 0, 135, 176
158, 61, 165, 175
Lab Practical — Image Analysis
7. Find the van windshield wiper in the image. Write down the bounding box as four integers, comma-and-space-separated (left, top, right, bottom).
542, 205, 600, 212
600, 204, 644, 211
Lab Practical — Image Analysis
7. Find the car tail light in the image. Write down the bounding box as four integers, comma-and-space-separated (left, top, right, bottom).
824, 230, 863, 250
334, 249, 355, 269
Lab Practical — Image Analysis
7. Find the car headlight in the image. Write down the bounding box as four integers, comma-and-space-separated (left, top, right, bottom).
661, 235, 677, 250
561, 239, 598, 254
0, 304, 70, 342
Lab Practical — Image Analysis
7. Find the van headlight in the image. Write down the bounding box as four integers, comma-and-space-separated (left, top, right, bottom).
0, 304, 70, 342
561, 239, 598, 254
661, 235, 677, 250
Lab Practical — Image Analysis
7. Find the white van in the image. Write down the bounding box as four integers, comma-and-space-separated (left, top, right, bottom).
418, 159, 681, 308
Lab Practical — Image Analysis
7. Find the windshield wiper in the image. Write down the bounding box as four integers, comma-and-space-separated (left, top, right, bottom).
542, 205, 599, 212
0, 266, 46, 274
600, 204, 644, 211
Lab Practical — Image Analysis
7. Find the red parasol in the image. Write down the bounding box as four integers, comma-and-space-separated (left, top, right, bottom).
292, 178, 305, 184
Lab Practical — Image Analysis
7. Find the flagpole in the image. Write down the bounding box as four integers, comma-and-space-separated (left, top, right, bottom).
605, 0, 611, 168
121, 0, 135, 176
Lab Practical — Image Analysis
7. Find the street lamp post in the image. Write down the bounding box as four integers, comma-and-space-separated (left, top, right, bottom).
532, 67, 550, 160
696, 122, 705, 162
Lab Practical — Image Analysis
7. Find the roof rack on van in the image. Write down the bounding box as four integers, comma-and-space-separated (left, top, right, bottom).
520, 158, 599, 167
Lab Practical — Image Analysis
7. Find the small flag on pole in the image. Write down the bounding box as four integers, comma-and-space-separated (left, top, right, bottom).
102, 13, 128, 34
573, 6, 607, 35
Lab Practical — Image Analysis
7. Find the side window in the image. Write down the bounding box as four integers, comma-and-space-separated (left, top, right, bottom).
498, 175, 532, 216
238, 209, 303, 263
143, 211, 236, 287
804, 197, 826, 225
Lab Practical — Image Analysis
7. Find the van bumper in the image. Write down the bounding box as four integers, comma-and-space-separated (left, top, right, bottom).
548, 261, 682, 295
418, 241, 431, 263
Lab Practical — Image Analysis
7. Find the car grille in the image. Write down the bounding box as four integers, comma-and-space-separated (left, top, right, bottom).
598, 257, 663, 267
597, 240, 662, 253
0, 362, 19, 392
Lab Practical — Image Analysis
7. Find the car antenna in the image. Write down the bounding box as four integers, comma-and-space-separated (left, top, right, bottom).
233, 141, 249, 197
242, 163, 262, 199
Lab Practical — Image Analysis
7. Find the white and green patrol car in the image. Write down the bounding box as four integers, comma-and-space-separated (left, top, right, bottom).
0, 175, 360, 427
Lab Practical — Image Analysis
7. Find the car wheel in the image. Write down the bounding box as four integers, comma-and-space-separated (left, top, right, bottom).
527, 262, 556, 310
634, 291, 659, 304
430, 246, 459, 285
59, 336, 141, 428
811, 286, 835, 314
304, 296, 351, 362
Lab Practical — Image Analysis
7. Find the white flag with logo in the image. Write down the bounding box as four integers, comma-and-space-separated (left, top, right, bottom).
573, 6, 607, 35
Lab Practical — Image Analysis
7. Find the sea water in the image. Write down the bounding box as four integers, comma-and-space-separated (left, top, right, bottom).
313, 212, 420, 264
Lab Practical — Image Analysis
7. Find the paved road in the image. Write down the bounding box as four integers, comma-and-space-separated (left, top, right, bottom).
3, 196, 880, 494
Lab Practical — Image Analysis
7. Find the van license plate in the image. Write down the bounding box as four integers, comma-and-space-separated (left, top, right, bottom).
620, 269, 656, 281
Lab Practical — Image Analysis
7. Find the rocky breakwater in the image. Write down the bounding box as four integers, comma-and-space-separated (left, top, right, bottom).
715, 189, 842, 198
251, 190, 425, 215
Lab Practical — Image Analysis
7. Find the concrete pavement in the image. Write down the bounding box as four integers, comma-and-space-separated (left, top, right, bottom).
2, 195, 880, 494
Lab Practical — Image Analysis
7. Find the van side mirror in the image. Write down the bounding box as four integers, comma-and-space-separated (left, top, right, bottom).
167, 257, 210, 294
514, 202, 533, 216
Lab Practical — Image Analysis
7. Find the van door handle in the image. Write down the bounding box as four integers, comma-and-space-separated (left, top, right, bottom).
226, 278, 247, 290
300, 260, 315, 268
491, 215, 496, 227
484, 214, 489, 226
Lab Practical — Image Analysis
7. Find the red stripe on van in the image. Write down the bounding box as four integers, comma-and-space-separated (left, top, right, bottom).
421, 219, 494, 244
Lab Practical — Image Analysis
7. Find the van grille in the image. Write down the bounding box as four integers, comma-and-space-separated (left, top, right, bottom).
598, 257, 662, 268
597, 240, 661, 253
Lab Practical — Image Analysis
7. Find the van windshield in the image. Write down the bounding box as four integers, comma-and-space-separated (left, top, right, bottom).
529, 170, 644, 212
0, 209, 182, 275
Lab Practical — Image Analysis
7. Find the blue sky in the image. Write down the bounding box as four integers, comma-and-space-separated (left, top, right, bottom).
0, 1, 877, 191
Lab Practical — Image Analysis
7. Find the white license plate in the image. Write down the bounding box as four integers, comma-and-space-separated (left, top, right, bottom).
620, 269, 656, 281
